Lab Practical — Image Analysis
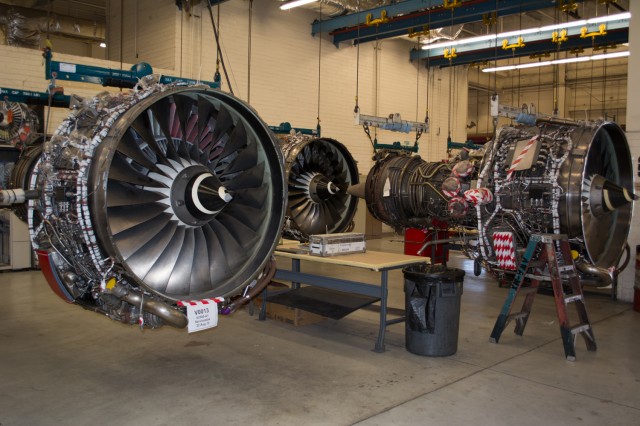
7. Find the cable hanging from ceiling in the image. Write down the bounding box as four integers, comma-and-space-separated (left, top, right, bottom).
206, 1, 233, 95
317, 3, 323, 135
247, 0, 253, 104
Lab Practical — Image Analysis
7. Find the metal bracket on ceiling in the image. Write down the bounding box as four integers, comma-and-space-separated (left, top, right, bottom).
552, 29, 568, 45
483, 12, 497, 29
366, 10, 388, 26
444, 48, 457, 59
529, 52, 551, 60
592, 42, 618, 52
408, 25, 430, 39
443, 0, 462, 10
502, 37, 525, 51
558, 0, 578, 12
581, 24, 607, 39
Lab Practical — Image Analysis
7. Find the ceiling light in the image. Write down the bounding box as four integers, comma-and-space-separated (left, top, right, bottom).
99, 42, 106, 48
280, 0, 317, 10
421, 11, 631, 51
482, 51, 629, 72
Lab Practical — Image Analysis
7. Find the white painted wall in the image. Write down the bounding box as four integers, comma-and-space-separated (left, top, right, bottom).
620, 1, 640, 303
161, 0, 466, 170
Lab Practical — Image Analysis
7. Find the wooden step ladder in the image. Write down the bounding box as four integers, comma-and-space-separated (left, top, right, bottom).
489, 234, 597, 361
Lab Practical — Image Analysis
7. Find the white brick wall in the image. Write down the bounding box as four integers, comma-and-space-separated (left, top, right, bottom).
157, 0, 467, 170
108, 0, 176, 70
0, 45, 175, 131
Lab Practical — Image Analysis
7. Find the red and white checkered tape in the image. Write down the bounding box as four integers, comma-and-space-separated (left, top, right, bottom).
176, 297, 224, 307
464, 187, 494, 205
493, 232, 517, 271
447, 196, 469, 218
442, 176, 461, 198
506, 135, 538, 180
452, 160, 475, 178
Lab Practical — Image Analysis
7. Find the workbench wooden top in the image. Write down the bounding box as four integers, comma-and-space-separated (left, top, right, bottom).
274, 246, 429, 272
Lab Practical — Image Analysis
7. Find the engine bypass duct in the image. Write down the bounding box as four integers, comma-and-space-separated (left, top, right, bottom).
23, 84, 286, 328
358, 121, 635, 276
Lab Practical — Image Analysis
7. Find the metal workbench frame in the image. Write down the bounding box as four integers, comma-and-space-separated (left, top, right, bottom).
259, 249, 427, 352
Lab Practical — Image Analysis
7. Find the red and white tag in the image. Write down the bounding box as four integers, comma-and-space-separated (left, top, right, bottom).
507, 136, 539, 180
493, 232, 517, 271
177, 298, 224, 333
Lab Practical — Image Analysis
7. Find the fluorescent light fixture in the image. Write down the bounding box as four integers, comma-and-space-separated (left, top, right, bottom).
591, 50, 630, 60
482, 51, 629, 72
518, 61, 552, 69
422, 34, 496, 50
99, 42, 106, 48
552, 56, 590, 65
422, 11, 630, 51
280, 0, 317, 10
588, 12, 631, 23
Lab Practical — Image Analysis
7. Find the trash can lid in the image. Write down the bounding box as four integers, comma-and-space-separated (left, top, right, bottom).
403, 263, 466, 282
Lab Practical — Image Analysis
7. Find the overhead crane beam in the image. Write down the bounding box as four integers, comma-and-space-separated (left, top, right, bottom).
412, 15, 629, 66
312, 0, 588, 47
414, 28, 628, 67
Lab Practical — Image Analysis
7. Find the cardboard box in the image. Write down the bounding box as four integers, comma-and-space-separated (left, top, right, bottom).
253, 282, 326, 327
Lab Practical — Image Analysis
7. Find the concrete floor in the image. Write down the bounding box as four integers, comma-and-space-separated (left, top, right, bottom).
1, 237, 638, 426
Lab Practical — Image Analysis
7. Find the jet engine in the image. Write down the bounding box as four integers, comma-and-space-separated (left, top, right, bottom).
358, 121, 635, 278
280, 135, 359, 240
0, 101, 39, 146
6, 84, 286, 328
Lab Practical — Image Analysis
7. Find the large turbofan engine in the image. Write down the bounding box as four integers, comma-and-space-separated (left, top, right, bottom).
476, 122, 634, 275
358, 121, 635, 277
23, 84, 285, 328
280, 135, 359, 240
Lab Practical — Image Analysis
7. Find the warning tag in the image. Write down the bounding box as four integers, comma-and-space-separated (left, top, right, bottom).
179, 298, 223, 333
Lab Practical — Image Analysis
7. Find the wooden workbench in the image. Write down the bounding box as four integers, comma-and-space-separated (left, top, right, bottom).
261, 245, 428, 352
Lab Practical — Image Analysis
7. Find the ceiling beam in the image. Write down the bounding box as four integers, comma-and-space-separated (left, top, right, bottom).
414, 27, 628, 68
312, 0, 588, 47
412, 16, 629, 60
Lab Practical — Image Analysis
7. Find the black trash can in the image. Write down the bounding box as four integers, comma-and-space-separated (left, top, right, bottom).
403, 264, 465, 356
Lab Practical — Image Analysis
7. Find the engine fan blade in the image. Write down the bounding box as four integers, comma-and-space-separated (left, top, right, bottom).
173, 94, 195, 162
164, 228, 196, 296
208, 219, 249, 270
197, 95, 214, 148
223, 202, 265, 232
210, 104, 235, 149
124, 220, 179, 278
224, 162, 265, 190
147, 98, 180, 162
220, 135, 257, 177
215, 121, 247, 168
109, 152, 163, 188
202, 223, 232, 281
142, 226, 187, 293
117, 131, 161, 173
131, 110, 177, 165
112, 212, 173, 259
106, 180, 165, 207
232, 184, 269, 209
108, 203, 169, 235
188, 228, 213, 294
217, 212, 260, 249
